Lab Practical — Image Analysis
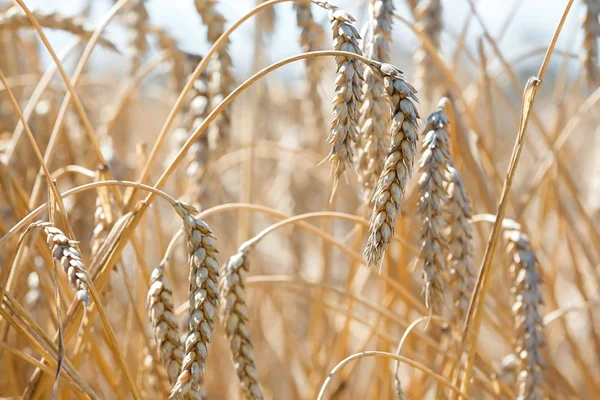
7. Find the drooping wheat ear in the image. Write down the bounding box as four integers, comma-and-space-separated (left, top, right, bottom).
583, 0, 600, 85
445, 165, 474, 325
0, 6, 117, 52
194, 1, 235, 152
357, 0, 395, 207
364, 63, 419, 268
505, 230, 546, 400
326, 6, 364, 194
125, 0, 149, 76
220, 245, 264, 400
34, 222, 91, 306
170, 202, 220, 399
417, 105, 451, 312
413, 0, 443, 100
147, 258, 185, 386
294, 3, 327, 140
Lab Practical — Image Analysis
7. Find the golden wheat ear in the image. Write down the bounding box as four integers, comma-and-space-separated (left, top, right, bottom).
364, 63, 419, 268
505, 230, 546, 400
220, 245, 264, 400
417, 104, 452, 313
170, 202, 220, 399
147, 257, 184, 386
326, 6, 364, 198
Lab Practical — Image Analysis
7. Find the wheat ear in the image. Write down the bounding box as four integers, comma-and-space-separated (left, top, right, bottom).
357, 0, 395, 207
294, 3, 327, 140
194, 0, 234, 152
446, 165, 474, 324
417, 105, 451, 312
326, 5, 364, 194
505, 230, 546, 400
184, 64, 211, 207
413, 0, 443, 100
364, 63, 419, 268
0, 6, 117, 52
147, 258, 185, 386
220, 244, 264, 400
34, 222, 91, 306
170, 202, 220, 399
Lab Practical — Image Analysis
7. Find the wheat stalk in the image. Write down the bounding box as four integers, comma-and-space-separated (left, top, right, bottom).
505, 230, 546, 400
194, 0, 234, 152
417, 105, 451, 312
364, 63, 419, 268
446, 165, 474, 325
220, 244, 264, 400
583, 0, 600, 85
326, 5, 364, 194
170, 202, 220, 399
147, 258, 185, 386
357, 0, 395, 207
33, 222, 91, 306
0, 6, 117, 52
413, 0, 443, 100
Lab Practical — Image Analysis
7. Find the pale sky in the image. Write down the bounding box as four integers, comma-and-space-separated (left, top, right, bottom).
6, 0, 585, 78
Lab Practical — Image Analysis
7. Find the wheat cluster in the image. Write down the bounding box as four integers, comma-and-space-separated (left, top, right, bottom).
1, 1, 599, 399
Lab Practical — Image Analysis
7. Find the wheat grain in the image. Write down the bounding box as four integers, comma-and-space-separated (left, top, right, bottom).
194, 0, 234, 152
364, 63, 419, 268
446, 166, 474, 324
413, 0, 443, 100
505, 230, 546, 400
357, 0, 394, 206
170, 202, 220, 399
147, 258, 185, 386
34, 222, 91, 306
417, 105, 451, 312
325, 5, 364, 195
0, 6, 117, 52
583, 0, 600, 85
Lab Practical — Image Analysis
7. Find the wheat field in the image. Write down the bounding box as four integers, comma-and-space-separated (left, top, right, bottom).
0, 0, 599, 399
